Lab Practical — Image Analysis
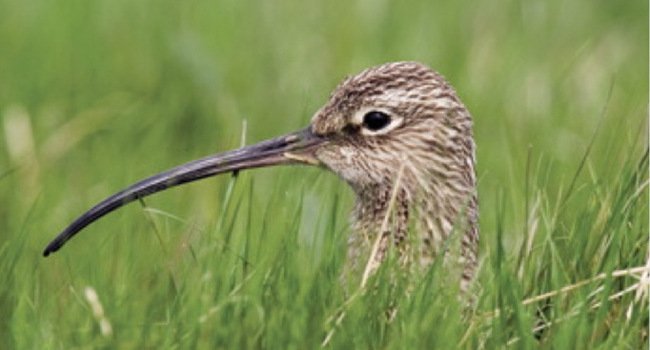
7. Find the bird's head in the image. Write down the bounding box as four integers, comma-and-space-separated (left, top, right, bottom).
43, 61, 475, 256
310, 62, 474, 197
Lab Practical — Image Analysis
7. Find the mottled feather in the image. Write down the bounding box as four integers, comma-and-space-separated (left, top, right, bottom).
311, 62, 478, 290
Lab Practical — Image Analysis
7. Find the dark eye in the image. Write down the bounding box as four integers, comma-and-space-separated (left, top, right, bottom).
362, 111, 391, 131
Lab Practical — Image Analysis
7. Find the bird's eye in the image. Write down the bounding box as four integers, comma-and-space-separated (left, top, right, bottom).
362, 111, 391, 131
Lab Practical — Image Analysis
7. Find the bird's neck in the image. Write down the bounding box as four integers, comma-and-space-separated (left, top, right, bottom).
347, 177, 478, 276
351, 183, 409, 237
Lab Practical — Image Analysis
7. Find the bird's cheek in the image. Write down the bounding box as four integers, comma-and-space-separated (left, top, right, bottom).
315, 145, 364, 183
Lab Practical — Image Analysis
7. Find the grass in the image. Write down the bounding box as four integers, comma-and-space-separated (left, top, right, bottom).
0, 0, 648, 348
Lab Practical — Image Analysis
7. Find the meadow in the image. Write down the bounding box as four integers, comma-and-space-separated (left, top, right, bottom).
0, 0, 647, 348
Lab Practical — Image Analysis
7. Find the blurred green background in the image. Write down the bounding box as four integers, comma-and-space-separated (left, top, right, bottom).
0, 0, 647, 348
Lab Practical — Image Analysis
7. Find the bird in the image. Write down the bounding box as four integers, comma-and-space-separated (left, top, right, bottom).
43, 61, 478, 290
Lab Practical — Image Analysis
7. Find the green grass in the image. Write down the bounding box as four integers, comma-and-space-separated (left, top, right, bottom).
0, 0, 647, 348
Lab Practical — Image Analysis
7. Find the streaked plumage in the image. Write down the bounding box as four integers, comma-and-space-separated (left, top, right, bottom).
43, 61, 478, 290
312, 62, 478, 289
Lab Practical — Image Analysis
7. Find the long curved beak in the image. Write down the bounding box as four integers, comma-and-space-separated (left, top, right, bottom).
43, 127, 324, 257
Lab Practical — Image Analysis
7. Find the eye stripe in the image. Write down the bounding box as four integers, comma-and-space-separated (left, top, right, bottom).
342, 124, 360, 134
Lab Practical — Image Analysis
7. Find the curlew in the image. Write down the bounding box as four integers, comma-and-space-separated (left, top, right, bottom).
43, 62, 478, 289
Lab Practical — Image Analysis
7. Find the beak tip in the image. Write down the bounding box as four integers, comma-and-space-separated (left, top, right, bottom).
43, 242, 59, 257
